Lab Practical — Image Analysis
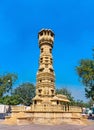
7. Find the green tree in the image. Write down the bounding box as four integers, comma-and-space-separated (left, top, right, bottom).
75, 100, 84, 107
86, 99, 94, 108
0, 95, 20, 105
73, 99, 91, 108
76, 59, 94, 100
0, 73, 17, 97
12, 82, 35, 106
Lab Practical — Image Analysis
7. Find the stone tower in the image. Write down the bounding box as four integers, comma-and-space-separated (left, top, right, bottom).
32, 29, 69, 111
36, 29, 55, 97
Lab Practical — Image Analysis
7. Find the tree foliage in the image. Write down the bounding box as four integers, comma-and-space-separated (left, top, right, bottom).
76, 59, 94, 100
12, 82, 35, 106
0, 95, 20, 105
0, 73, 17, 97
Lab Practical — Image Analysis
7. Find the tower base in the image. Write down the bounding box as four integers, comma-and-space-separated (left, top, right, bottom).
17, 111, 82, 125
3, 108, 89, 126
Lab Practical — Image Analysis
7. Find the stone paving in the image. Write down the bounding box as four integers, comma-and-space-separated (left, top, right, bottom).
0, 120, 94, 130
0, 123, 94, 130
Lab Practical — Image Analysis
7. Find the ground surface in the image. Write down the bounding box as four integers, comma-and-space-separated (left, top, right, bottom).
0, 122, 94, 130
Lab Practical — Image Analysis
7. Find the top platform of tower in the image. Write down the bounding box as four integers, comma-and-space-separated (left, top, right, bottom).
38, 29, 55, 48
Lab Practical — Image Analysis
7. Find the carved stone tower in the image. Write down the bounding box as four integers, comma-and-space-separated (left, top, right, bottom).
32, 29, 69, 111
36, 29, 55, 97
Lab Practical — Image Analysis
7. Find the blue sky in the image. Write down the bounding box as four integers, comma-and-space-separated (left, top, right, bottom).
0, 0, 94, 101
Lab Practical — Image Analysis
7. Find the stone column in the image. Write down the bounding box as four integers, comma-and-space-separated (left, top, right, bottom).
36, 29, 55, 98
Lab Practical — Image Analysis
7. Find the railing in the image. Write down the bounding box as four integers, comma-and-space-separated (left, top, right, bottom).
69, 106, 82, 112
11, 105, 82, 113
31, 105, 82, 112
11, 106, 26, 112
31, 104, 63, 111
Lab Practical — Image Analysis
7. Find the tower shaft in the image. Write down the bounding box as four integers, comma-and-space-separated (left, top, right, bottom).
36, 29, 55, 97
32, 29, 69, 110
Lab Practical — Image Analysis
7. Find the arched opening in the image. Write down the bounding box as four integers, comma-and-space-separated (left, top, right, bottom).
34, 100, 37, 105
40, 32, 43, 36
50, 48, 52, 53
39, 68, 44, 72
49, 68, 53, 72
40, 58, 43, 63
51, 90, 54, 95
51, 33, 54, 37
57, 101, 59, 105
41, 48, 43, 53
